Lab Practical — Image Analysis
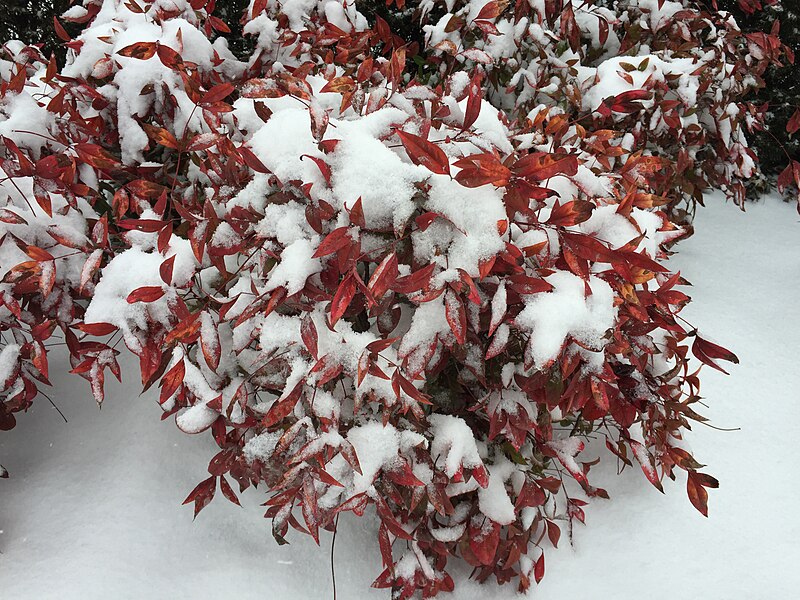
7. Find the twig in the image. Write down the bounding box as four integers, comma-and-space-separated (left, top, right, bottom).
39, 390, 68, 424
330, 512, 340, 600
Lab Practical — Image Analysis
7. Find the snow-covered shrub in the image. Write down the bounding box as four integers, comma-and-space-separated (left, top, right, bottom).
0, 0, 788, 595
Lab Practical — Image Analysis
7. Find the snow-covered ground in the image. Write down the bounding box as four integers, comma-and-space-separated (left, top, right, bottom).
1, 193, 798, 599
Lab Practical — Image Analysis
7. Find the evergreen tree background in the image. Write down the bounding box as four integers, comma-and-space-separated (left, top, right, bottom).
0, 0, 72, 60
1, 0, 797, 182
719, 1, 800, 180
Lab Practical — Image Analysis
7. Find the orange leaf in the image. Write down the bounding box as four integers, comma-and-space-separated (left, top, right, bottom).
687, 471, 719, 517
117, 41, 157, 60
453, 153, 511, 187
513, 152, 579, 181
546, 200, 595, 226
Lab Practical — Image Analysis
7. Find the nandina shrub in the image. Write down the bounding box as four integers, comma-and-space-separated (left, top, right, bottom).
0, 0, 789, 595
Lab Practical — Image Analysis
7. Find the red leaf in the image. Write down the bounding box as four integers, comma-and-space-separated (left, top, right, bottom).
463, 72, 482, 130
263, 382, 303, 427
366, 337, 399, 354
378, 523, 393, 568
392, 369, 432, 405
0, 209, 27, 225
546, 199, 595, 227
546, 520, 561, 548
367, 253, 399, 299
444, 289, 466, 344
142, 124, 179, 150
393, 263, 436, 295
159, 255, 176, 285
32, 181, 52, 217
561, 231, 616, 263
340, 440, 362, 475
313, 227, 352, 258
630, 440, 664, 492
395, 130, 450, 175
453, 153, 511, 187
187, 133, 220, 152
78, 251, 102, 293
26, 245, 55, 262
320, 76, 356, 94
201, 83, 235, 105
219, 475, 241, 506
238, 146, 269, 174
182, 476, 216, 518
598, 15, 609, 44
469, 520, 500, 566
475, 0, 500, 19
348, 197, 365, 227
301, 314, 319, 359
788, 108, 800, 135
331, 273, 356, 326
126, 286, 165, 303
691, 335, 739, 375
53, 17, 71, 42
533, 552, 545, 583
313, 467, 343, 487
615, 248, 668, 273
200, 312, 221, 371
309, 354, 343, 386
208, 15, 231, 33
300, 154, 332, 186
609, 89, 652, 113
156, 44, 183, 68
415, 211, 439, 231
76, 322, 117, 336
74, 144, 121, 171
159, 359, 185, 404
309, 102, 329, 142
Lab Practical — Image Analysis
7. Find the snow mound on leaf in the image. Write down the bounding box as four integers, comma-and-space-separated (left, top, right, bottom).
331, 109, 425, 232
429, 415, 484, 478
347, 422, 425, 496
516, 271, 617, 368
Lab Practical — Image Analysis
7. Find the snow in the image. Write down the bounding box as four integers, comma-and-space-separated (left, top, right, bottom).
346, 422, 404, 495
515, 270, 617, 368
429, 414, 484, 479
579, 54, 703, 112
243, 430, 281, 464
477, 459, 516, 525
331, 111, 424, 232
0, 196, 797, 599
425, 175, 507, 276
399, 294, 449, 347
83, 232, 199, 353
0, 344, 20, 386
264, 238, 322, 295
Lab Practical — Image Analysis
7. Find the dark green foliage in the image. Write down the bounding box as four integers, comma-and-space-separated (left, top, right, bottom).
720, 1, 800, 179
212, 0, 256, 61
0, 0, 73, 61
